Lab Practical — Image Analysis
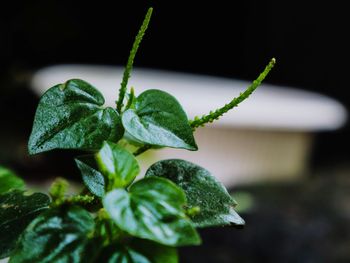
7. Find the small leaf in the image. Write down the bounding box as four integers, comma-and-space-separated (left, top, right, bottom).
28, 79, 124, 155
0, 191, 50, 259
75, 156, 106, 197
103, 177, 201, 246
96, 141, 140, 188
145, 159, 245, 228
0, 166, 24, 194
122, 89, 197, 150
9, 206, 95, 263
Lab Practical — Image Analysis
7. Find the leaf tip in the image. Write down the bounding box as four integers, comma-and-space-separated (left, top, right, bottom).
186, 140, 198, 151
27, 142, 39, 155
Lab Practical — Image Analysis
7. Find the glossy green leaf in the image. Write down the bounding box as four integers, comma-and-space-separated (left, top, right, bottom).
77, 237, 104, 263
103, 177, 201, 246
98, 239, 178, 263
9, 206, 95, 263
0, 166, 24, 194
28, 79, 124, 155
145, 159, 245, 228
122, 89, 197, 150
75, 156, 105, 197
96, 141, 140, 188
129, 239, 178, 263
0, 191, 50, 259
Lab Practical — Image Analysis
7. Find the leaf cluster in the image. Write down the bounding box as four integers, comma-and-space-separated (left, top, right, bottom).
0, 7, 275, 263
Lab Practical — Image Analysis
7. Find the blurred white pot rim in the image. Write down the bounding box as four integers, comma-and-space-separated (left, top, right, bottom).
29, 64, 348, 186
31, 64, 347, 132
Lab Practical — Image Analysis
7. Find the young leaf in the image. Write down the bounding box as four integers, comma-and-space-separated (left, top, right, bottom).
0, 191, 50, 259
145, 159, 245, 228
103, 177, 201, 246
28, 79, 124, 155
96, 141, 140, 189
122, 89, 197, 150
75, 156, 106, 197
9, 206, 95, 263
0, 166, 24, 194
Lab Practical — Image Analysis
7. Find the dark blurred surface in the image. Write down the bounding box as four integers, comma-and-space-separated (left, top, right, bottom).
1, 1, 350, 262
184, 165, 350, 262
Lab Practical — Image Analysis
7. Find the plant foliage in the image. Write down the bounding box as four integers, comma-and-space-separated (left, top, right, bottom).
0, 7, 275, 262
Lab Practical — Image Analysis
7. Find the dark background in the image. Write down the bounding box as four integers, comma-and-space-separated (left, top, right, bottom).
1, 1, 349, 168
1, 1, 350, 262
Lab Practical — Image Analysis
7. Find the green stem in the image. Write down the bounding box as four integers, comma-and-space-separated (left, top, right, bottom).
189, 58, 276, 129
116, 7, 153, 113
125, 87, 135, 110
133, 144, 152, 156
105, 220, 114, 243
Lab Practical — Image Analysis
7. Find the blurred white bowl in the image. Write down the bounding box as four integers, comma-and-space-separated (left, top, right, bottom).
30, 65, 347, 187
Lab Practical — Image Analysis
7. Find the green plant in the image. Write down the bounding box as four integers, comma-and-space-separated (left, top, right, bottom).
0, 7, 275, 263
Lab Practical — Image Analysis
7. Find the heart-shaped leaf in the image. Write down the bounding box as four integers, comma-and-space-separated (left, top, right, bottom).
0, 166, 24, 194
0, 191, 50, 259
28, 79, 124, 155
145, 159, 245, 228
96, 141, 140, 188
122, 89, 197, 150
9, 206, 95, 263
103, 177, 201, 246
75, 156, 106, 198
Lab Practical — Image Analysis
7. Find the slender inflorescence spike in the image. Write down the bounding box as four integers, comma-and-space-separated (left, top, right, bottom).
189, 58, 276, 129
133, 58, 276, 156
65, 195, 95, 206
116, 7, 153, 113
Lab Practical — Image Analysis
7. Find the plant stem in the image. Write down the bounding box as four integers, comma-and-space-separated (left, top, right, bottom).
189, 58, 276, 129
105, 220, 114, 243
125, 87, 135, 110
133, 144, 152, 156
116, 7, 153, 113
